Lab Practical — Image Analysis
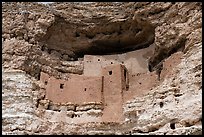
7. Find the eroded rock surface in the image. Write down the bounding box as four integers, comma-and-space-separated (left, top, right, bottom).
2, 2, 202, 135
2, 2, 155, 78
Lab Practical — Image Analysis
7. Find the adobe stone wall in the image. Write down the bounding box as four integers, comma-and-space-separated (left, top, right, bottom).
83, 44, 155, 76
123, 71, 159, 102
40, 72, 103, 104
123, 51, 183, 102
83, 55, 104, 76
101, 64, 126, 122
160, 52, 183, 81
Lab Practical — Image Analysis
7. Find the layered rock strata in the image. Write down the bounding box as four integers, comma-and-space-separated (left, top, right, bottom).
2, 2, 202, 135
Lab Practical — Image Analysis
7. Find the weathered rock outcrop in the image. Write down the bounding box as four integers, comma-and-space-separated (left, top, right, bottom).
41, 3, 155, 56
2, 2, 155, 78
2, 2, 202, 135
2, 70, 41, 135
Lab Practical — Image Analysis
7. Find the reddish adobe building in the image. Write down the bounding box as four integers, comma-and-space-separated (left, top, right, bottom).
101, 64, 128, 122
40, 64, 128, 122
40, 50, 183, 122
41, 73, 103, 104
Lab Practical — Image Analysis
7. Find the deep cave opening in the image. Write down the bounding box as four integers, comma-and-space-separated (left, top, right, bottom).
75, 32, 80, 37
170, 122, 176, 129
47, 103, 52, 110
33, 11, 158, 80
148, 36, 186, 80
37, 12, 155, 60
159, 102, 164, 108
184, 122, 192, 127
71, 114, 74, 118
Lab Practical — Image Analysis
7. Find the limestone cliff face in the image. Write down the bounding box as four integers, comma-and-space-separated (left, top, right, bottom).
2, 2, 155, 79
2, 2, 202, 135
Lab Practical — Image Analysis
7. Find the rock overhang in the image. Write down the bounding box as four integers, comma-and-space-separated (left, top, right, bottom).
37, 4, 155, 58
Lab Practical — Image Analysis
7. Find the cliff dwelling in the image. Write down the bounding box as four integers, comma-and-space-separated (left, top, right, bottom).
3, 2, 202, 135
38, 43, 184, 123
2, 1, 187, 124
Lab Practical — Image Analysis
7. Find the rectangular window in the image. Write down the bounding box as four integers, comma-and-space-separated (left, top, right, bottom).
60, 84, 64, 89
109, 71, 112, 75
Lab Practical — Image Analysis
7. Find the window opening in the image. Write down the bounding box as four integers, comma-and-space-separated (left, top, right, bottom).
60, 84, 64, 89
109, 71, 112, 75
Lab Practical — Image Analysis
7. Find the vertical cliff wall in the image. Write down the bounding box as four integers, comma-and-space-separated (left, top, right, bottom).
2, 2, 202, 135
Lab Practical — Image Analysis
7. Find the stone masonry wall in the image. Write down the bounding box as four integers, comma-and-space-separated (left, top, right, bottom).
40, 72, 103, 104
83, 44, 155, 76
102, 64, 126, 122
